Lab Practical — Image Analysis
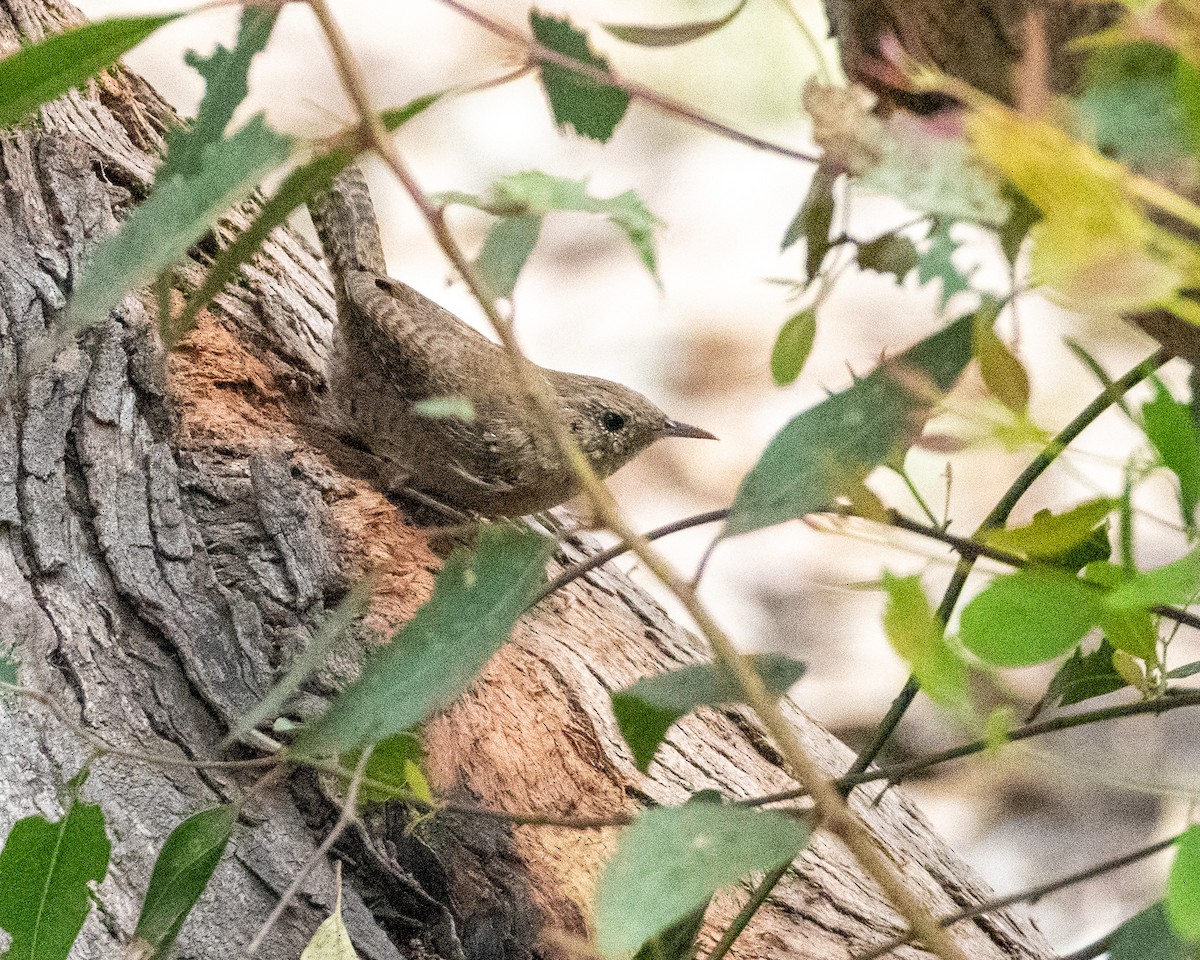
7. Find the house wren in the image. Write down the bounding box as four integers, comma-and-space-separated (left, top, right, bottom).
307, 166, 714, 517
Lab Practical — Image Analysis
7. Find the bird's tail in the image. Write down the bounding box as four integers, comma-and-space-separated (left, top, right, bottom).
306, 163, 388, 284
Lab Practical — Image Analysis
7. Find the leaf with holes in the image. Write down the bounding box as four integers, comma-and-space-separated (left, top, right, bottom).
0, 800, 111, 960
530, 12, 629, 141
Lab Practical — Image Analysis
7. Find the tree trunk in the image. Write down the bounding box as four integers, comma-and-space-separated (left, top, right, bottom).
0, 1, 1057, 958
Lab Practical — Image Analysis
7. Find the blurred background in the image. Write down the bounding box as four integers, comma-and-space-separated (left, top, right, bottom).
74, 0, 1199, 950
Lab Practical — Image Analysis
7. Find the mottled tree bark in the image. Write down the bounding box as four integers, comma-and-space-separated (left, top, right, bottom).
0, 1, 1058, 958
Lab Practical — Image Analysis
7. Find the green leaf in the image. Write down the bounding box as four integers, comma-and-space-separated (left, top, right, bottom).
1168, 659, 1200, 679
0, 644, 16, 685
959, 568, 1105, 667
290, 525, 551, 759
983, 499, 1115, 567
973, 297, 1029, 414
343, 733, 431, 806
629, 904, 708, 960
880, 573, 969, 710
1080, 42, 1193, 167
856, 233, 920, 282
412, 396, 477, 421
1043, 639, 1128, 708
1144, 380, 1200, 530
602, 0, 747, 47
0, 14, 180, 129
0, 801, 111, 960
1110, 902, 1200, 960
917, 220, 971, 307
1084, 561, 1160, 662
1168, 825, 1200, 941
782, 166, 836, 283
475, 213, 543, 299
1106, 547, 1200, 611
132, 806, 236, 960
770, 309, 817, 386
157, 7, 277, 183
998, 184, 1041, 264
530, 11, 630, 141
441, 171, 661, 280
67, 114, 293, 334
861, 119, 1010, 227
225, 582, 372, 748
594, 804, 810, 957
724, 313, 973, 538
172, 88, 442, 339
611, 654, 806, 771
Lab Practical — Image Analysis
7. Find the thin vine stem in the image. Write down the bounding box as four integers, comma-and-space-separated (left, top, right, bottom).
702, 859, 792, 960
431, 0, 819, 165
852, 832, 1181, 960
307, 4, 972, 956
745, 688, 1200, 809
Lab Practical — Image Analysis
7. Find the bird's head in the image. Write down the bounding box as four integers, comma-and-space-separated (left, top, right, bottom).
550, 372, 716, 480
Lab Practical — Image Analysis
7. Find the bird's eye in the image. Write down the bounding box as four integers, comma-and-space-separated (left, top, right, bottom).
601, 411, 626, 433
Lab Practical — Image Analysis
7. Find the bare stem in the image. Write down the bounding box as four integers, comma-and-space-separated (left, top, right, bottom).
307, 6, 975, 957
746, 688, 1200, 809
3, 682, 280, 772
432, 0, 819, 165
246, 747, 373, 955
851, 833, 1180, 960
846, 347, 1171, 778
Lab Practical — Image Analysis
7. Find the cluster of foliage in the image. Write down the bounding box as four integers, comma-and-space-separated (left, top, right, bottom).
2, 1, 1200, 959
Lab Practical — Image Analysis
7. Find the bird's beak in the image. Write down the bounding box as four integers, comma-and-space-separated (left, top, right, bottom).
660, 419, 718, 441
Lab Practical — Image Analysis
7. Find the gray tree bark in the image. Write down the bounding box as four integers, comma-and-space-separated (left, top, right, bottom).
0, 1, 1059, 958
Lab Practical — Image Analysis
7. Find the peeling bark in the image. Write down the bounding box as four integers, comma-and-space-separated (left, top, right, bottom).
0, 1, 1057, 958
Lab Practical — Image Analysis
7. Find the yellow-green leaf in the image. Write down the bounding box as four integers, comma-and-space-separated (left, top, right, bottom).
0, 14, 180, 129
880, 572, 969, 710
1167, 825, 1200, 941
602, 0, 746, 47
770, 309, 817, 386
973, 299, 1029, 413
984, 499, 1116, 563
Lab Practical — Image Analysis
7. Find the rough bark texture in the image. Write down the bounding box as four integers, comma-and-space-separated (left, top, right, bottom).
0, 1, 1058, 958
